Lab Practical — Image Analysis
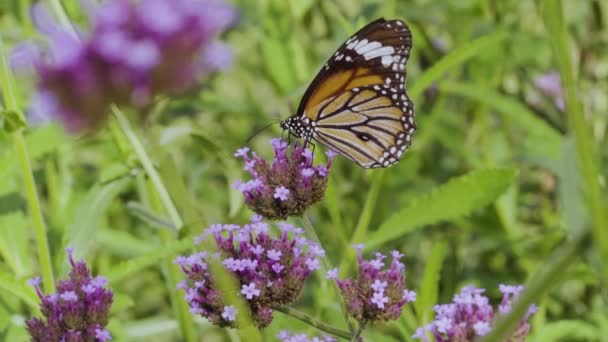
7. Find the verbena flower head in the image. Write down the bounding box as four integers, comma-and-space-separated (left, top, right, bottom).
534, 71, 564, 111
330, 246, 415, 323
176, 215, 325, 328
233, 139, 336, 220
20, 0, 235, 132
277, 330, 337, 342
26, 247, 113, 342
413, 284, 537, 342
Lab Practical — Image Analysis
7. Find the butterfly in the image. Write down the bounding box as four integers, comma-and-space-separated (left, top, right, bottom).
280, 18, 415, 168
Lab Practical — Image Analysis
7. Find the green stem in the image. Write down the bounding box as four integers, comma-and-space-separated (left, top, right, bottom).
349, 321, 366, 342
144, 181, 197, 342
302, 215, 354, 333
47, 0, 78, 36
112, 110, 194, 342
338, 171, 385, 272
0, 40, 55, 292
273, 305, 351, 340
112, 108, 184, 229
542, 0, 608, 284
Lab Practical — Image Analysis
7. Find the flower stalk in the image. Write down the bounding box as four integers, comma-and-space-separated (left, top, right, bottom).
0, 38, 55, 292
273, 305, 351, 340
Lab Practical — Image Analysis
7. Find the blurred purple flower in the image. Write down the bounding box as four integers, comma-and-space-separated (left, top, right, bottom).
176, 215, 324, 328
234, 139, 336, 220
277, 330, 337, 342
26, 247, 113, 342
16, 0, 236, 132
413, 284, 537, 342
331, 246, 415, 323
534, 71, 564, 111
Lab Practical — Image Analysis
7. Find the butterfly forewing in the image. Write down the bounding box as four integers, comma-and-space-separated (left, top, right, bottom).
294, 18, 415, 168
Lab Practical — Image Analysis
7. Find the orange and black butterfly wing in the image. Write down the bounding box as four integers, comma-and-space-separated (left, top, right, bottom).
295, 18, 415, 168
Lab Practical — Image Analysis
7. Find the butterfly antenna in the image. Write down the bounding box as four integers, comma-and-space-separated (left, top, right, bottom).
246, 121, 281, 144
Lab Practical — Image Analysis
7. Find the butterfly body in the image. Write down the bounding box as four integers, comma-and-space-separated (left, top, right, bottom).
281, 18, 415, 168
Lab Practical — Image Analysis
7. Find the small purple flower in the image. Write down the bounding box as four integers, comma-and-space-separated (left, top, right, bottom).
95, 328, 112, 342
403, 289, 416, 303
371, 280, 387, 292
241, 282, 261, 300
534, 71, 565, 111
273, 186, 290, 201
221, 305, 238, 322
234, 139, 334, 220
26, 248, 114, 341
267, 249, 282, 261
326, 268, 339, 280
413, 284, 536, 342
177, 215, 324, 328
331, 246, 415, 323
18, 0, 236, 132
371, 291, 390, 309
305, 258, 320, 271
278, 331, 337, 342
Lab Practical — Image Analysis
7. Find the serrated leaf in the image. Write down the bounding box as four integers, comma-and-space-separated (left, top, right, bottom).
415, 240, 447, 324
365, 168, 518, 249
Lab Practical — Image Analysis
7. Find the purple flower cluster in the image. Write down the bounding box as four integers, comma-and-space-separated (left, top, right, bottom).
26, 248, 113, 342
277, 330, 336, 342
413, 285, 537, 342
176, 215, 325, 327
534, 71, 564, 111
23, 0, 235, 132
234, 139, 336, 220
328, 245, 416, 323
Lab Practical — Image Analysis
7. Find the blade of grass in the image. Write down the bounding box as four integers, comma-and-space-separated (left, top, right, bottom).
439, 81, 563, 159
415, 240, 447, 325
0, 38, 55, 293
409, 29, 508, 100
542, 0, 608, 284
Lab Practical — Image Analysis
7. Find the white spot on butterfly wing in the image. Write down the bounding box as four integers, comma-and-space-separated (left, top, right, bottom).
355, 41, 382, 55
363, 46, 395, 60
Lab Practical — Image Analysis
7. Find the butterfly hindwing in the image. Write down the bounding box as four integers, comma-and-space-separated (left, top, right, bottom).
291, 18, 415, 168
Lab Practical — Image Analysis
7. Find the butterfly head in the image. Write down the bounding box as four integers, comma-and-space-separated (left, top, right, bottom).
280, 116, 314, 140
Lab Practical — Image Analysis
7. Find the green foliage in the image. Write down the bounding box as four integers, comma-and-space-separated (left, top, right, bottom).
0, 0, 606, 341
365, 168, 518, 249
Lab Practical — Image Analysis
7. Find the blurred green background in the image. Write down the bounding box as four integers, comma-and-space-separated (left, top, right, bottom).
0, 0, 607, 341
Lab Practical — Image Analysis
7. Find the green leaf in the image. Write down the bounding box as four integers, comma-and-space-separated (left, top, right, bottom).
288, 0, 316, 20
409, 30, 507, 99
106, 237, 194, 283
0, 269, 38, 309
365, 168, 518, 249
439, 82, 563, 160
530, 320, 599, 341
0, 108, 25, 132
261, 38, 295, 93
63, 179, 130, 254
415, 240, 447, 324
111, 293, 135, 314
0, 211, 31, 277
